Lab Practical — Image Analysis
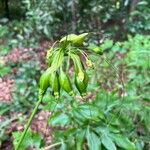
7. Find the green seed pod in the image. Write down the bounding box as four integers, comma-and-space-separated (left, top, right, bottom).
72, 33, 88, 46
49, 72, 60, 98
39, 69, 51, 95
70, 53, 84, 73
60, 33, 88, 46
46, 48, 57, 66
70, 53, 86, 81
50, 49, 64, 72
75, 71, 88, 96
60, 34, 77, 43
59, 68, 74, 96
46, 41, 59, 66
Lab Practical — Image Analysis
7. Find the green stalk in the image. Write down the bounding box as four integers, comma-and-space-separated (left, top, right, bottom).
16, 95, 43, 150
45, 141, 63, 150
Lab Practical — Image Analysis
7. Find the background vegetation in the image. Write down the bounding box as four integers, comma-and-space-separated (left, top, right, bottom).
0, 0, 150, 149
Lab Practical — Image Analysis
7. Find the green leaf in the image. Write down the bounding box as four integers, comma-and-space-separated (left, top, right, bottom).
100, 39, 113, 50
86, 126, 101, 150
13, 129, 43, 149
74, 104, 103, 121
0, 26, 8, 37
32, 132, 43, 148
76, 129, 86, 150
144, 113, 150, 132
0, 66, 11, 77
59, 142, 67, 150
0, 45, 10, 55
88, 43, 103, 54
13, 129, 32, 150
135, 140, 144, 150
49, 112, 70, 126
101, 134, 117, 150
110, 134, 136, 150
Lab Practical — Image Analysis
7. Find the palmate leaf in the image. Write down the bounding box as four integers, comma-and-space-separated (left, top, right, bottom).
94, 126, 117, 150
73, 104, 103, 123
72, 103, 105, 126
94, 126, 136, 150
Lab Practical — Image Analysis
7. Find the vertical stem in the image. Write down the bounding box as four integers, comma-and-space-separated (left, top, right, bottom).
16, 96, 43, 150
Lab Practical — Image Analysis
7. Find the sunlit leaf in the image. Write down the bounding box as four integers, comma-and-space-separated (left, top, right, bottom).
86, 126, 101, 150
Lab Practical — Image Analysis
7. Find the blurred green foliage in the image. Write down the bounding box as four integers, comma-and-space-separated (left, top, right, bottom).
0, 0, 150, 46
12, 60, 41, 112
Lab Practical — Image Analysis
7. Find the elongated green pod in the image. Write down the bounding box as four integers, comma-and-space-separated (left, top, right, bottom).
49, 72, 60, 98
60, 34, 77, 43
46, 41, 59, 66
75, 71, 89, 96
70, 53, 86, 81
60, 33, 88, 46
50, 49, 64, 72
70, 53, 84, 73
46, 48, 58, 67
39, 69, 51, 95
72, 33, 88, 46
59, 68, 74, 96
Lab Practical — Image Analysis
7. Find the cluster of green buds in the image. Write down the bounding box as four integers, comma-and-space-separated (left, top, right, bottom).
39, 33, 93, 99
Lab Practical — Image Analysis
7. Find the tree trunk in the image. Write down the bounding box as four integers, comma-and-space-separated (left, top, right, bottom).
5, 0, 9, 18
71, 0, 76, 33
129, 0, 139, 14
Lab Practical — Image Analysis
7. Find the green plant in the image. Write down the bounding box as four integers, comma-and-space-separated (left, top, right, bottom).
43, 34, 150, 149
43, 90, 137, 150
14, 33, 93, 149
13, 33, 150, 149
0, 65, 11, 77
89, 34, 150, 149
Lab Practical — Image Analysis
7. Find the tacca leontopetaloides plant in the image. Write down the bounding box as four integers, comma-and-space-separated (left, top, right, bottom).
15, 33, 98, 149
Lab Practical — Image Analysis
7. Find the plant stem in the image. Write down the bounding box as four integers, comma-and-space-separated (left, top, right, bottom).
16, 96, 43, 150
45, 141, 63, 150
